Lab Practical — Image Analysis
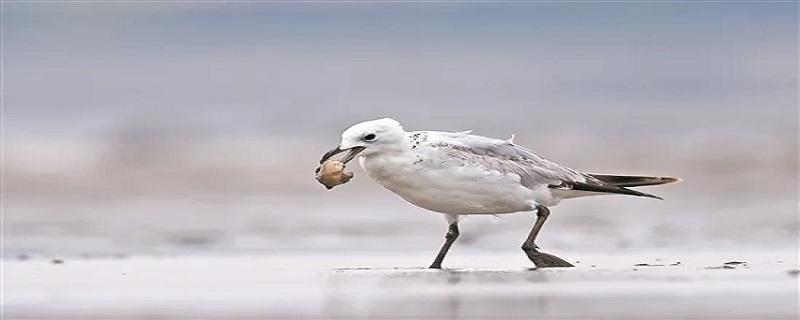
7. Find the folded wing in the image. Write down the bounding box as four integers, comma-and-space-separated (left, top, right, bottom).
425, 131, 668, 200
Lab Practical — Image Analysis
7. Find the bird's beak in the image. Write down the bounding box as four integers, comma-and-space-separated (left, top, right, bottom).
320, 145, 366, 164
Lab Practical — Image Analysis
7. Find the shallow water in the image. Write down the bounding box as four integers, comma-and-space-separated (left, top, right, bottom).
5, 250, 798, 319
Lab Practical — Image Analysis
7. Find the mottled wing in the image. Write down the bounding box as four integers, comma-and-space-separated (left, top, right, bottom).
419, 131, 664, 199
421, 131, 595, 188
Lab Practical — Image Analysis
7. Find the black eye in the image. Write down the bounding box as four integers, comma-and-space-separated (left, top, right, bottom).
363, 134, 376, 141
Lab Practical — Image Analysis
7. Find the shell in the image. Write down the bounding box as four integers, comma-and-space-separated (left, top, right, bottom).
315, 160, 354, 190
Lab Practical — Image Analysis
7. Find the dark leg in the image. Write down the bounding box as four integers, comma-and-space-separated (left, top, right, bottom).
429, 222, 460, 269
521, 205, 575, 268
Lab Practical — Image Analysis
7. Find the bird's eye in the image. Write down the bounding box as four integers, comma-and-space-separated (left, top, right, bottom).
363, 134, 376, 141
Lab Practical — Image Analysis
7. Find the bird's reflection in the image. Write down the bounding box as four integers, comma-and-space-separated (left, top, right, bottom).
321, 268, 554, 318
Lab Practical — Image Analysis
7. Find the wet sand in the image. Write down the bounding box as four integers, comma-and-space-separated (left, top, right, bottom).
4, 250, 798, 319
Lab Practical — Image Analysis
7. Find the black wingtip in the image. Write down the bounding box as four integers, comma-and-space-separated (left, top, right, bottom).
646, 194, 664, 200
588, 174, 683, 188
660, 177, 682, 184
553, 181, 666, 200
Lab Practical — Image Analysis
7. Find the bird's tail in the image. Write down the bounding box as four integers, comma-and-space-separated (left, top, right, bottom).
588, 174, 682, 188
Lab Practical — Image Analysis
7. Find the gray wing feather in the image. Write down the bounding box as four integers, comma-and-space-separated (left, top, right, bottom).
427, 132, 597, 188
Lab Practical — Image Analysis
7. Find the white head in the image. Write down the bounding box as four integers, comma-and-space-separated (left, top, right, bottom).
319, 118, 408, 164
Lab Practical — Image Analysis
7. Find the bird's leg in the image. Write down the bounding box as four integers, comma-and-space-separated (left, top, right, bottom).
521, 205, 575, 268
429, 221, 460, 269
522, 205, 549, 250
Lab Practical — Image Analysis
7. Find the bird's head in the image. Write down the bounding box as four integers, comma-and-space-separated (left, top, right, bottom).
319, 118, 407, 164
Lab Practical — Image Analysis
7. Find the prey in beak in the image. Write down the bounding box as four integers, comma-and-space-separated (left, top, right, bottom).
315, 146, 365, 190
319, 146, 366, 165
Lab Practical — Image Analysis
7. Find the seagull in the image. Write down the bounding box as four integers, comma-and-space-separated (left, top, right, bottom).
319, 118, 680, 269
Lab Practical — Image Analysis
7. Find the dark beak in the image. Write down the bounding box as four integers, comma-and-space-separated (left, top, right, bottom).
319, 146, 366, 164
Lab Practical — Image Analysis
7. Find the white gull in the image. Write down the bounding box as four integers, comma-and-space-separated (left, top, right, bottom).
319, 118, 680, 269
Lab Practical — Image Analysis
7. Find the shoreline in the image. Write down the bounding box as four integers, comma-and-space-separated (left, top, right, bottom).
5, 251, 798, 319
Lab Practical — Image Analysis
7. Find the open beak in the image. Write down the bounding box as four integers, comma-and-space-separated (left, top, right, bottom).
319, 146, 366, 164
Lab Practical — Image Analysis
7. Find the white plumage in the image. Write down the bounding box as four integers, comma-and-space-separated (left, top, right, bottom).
321, 117, 679, 269
337, 118, 630, 215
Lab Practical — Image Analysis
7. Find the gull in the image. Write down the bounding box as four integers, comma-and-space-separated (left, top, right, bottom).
319, 118, 680, 269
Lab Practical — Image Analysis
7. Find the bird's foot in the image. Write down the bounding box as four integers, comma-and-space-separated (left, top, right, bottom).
428, 263, 442, 269
524, 249, 575, 268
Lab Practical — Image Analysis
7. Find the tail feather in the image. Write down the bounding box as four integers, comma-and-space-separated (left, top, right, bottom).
558, 181, 665, 200
589, 174, 682, 188
550, 174, 681, 200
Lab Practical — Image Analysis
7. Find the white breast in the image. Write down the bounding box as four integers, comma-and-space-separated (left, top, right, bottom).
358, 151, 557, 215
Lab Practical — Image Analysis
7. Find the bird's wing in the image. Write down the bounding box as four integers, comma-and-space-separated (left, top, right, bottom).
418, 130, 664, 199
420, 130, 593, 188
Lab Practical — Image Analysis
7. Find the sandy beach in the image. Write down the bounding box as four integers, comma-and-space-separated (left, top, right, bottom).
5, 249, 797, 319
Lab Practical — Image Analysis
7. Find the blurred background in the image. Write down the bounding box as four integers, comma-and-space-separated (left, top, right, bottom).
4, 2, 797, 259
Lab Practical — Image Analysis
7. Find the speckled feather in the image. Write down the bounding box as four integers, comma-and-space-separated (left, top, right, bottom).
334, 118, 673, 215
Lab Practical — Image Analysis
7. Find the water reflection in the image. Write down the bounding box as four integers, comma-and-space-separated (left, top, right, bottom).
319, 265, 797, 319
322, 268, 558, 318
